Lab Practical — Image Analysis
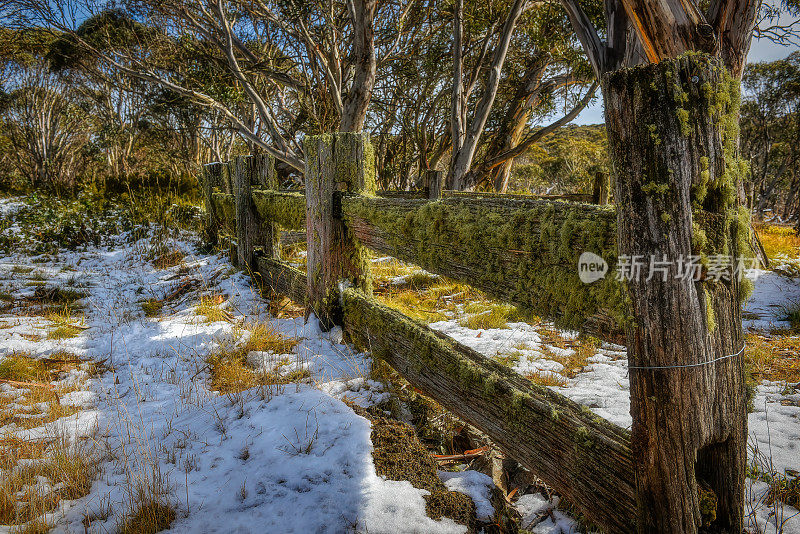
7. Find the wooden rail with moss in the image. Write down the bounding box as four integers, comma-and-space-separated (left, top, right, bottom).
199, 128, 747, 534
341, 194, 628, 342
255, 255, 307, 305
340, 285, 635, 532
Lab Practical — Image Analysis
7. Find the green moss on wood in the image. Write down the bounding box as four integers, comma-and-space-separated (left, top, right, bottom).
252, 190, 306, 230
343, 197, 630, 335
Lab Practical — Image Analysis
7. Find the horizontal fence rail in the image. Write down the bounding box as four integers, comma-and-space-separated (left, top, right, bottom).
198, 138, 640, 534
340, 194, 628, 342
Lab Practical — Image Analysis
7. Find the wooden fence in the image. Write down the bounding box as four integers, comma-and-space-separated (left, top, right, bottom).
198, 133, 637, 533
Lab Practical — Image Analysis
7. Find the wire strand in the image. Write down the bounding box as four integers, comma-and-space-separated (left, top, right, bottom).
628, 344, 746, 370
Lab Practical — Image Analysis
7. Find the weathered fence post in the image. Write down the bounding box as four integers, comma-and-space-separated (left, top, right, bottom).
199, 162, 223, 247
251, 154, 280, 261
304, 132, 376, 329
592, 170, 609, 205
603, 54, 747, 532
234, 155, 278, 271
425, 169, 443, 200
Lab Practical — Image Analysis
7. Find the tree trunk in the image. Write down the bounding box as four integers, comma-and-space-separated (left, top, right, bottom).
603, 54, 747, 533
490, 55, 550, 192
339, 0, 377, 133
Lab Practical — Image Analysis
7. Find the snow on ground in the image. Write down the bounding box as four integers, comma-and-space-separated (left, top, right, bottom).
744, 271, 800, 331
431, 271, 800, 533
0, 223, 484, 533
2, 195, 798, 534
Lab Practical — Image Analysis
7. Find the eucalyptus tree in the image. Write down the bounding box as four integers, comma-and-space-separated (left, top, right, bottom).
740, 52, 800, 219
1, 59, 90, 190
18, 0, 399, 175
0, 27, 90, 190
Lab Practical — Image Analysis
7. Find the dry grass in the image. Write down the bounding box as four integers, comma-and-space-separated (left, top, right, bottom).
46, 325, 82, 340
536, 333, 600, 379
458, 302, 521, 330
375, 277, 479, 324
375, 290, 450, 323
755, 224, 800, 261
745, 333, 800, 383
150, 250, 185, 270
524, 370, 568, 388
141, 299, 164, 318
0, 353, 102, 430
120, 500, 175, 534
281, 243, 308, 270
195, 295, 231, 323
118, 461, 175, 534
208, 323, 302, 394
0, 434, 99, 528
266, 294, 305, 319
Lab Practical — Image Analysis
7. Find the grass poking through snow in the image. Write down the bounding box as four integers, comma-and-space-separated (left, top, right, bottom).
208, 323, 302, 394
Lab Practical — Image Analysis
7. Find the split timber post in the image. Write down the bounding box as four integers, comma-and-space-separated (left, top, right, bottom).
603, 55, 748, 532
234, 155, 279, 271
200, 162, 224, 247
592, 170, 610, 205
304, 132, 376, 329
425, 169, 443, 200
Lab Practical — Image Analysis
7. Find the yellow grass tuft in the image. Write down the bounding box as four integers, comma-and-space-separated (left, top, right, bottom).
755, 224, 800, 261
0, 435, 99, 528
208, 323, 303, 393
745, 333, 800, 383
459, 302, 520, 330
120, 500, 176, 534
524, 370, 568, 388
196, 295, 231, 323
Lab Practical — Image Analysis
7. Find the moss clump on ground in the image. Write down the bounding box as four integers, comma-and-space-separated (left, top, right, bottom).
141, 299, 164, 318
365, 410, 476, 530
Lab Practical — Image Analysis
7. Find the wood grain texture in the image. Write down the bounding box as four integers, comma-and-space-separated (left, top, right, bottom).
340, 286, 636, 534
603, 54, 746, 533
198, 163, 221, 246
304, 133, 375, 329
235, 155, 278, 269
255, 256, 307, 306
251, 190, 308, 230
341, 195, 628, 343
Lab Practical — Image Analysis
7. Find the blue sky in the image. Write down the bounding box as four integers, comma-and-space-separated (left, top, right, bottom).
571, 32, 800, 125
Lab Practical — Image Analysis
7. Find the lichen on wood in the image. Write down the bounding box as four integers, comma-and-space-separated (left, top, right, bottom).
339, 285, 636, 534
211, 191, 235, 233
341, 195, 629, 341
252, 190, 306, 230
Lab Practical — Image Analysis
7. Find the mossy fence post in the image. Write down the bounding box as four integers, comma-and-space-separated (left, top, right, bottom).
603, 54, 747, 532
304, 132, 376, 329
425, 169, 443, 200
200, 162, 224, 247
592, 170, 609, 205
235, 156, 271, 270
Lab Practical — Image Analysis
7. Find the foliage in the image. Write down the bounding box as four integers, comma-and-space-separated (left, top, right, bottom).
741, 52, 800, 222
0, 187, 203, 255
508, 124, 609, 194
